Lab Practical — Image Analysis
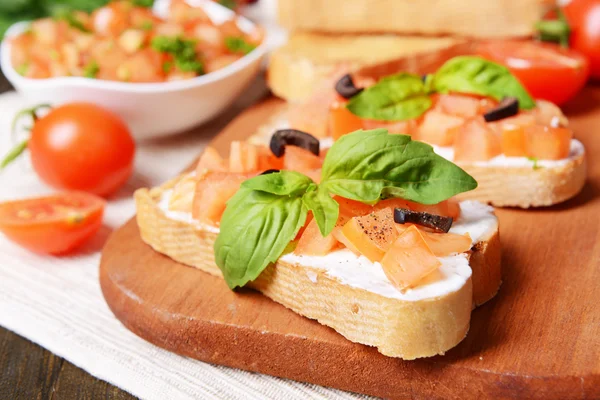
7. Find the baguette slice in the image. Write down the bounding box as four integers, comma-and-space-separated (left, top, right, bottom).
278, 0, 549, 38
267, 32, 472, 102
250, 109, 587, 208
135, 175, 501, 360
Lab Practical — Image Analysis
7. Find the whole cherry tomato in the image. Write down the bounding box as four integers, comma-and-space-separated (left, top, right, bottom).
4, 103, 135, 197
478, 40, 589, 105
0, 192, 105, 254
563, 0, 600, 79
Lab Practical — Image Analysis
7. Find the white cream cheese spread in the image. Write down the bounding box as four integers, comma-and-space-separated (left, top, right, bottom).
158, 189, 497, 301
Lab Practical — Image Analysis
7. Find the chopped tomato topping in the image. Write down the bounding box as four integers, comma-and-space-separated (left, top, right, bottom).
380, 225, 441, 290
196, 146, 227, 174
524, 126, 572, 160
192, 171, 254, 225
328, 101, 363, 140
418, 109, 465, 146
340, 209, 399, 262
453, 118, 502, 162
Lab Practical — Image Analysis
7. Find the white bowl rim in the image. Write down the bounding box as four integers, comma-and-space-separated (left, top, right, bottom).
0, 1, 269, 94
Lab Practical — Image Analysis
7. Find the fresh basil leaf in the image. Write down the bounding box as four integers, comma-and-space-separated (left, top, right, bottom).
214, 188, 308, 289
242, 170, 314, 196
432, 56, 536, 110
320, 129, 477, 204
302, 188, 339, 236
346, 73, 433, 121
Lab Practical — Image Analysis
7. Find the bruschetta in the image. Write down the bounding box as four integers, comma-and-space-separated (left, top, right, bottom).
254, 56, 586, 208
135, 129, 501, 359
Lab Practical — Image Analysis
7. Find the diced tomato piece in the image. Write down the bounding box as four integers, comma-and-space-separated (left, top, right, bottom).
524, 125, 572, 160
453, 118, 502, 162
192, 172, 253, 225
288, 86, 338, 139
418, 109, 465, 146
117, 48, 164, 82
205, 55, 242, 74
10, 34, 33, 68
396, 225, 472, 257
229, 141, 260, 173
256, 145, 284, 171
169, 0, 211, 25
500, 127, 527, 157
283, 146, 322, 173
362, 119, 417, 135
196, 146, 226, 174
295, 196, 372, 256
381, 225, 441, 290
422, 231, 472, 257
294, 212, 313, 240
328, 101, 363, 140
533, 99, 568, 127
92, 5, 129, 37
340, 208, 399, 262
436, 94, 483, 118
336, 196, 374, 218
295, 218, 340, 256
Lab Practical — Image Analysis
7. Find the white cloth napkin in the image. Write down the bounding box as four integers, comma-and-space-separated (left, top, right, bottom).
0, 90, 368, 400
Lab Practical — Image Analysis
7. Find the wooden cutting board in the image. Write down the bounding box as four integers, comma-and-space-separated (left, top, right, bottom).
100, 89, 600, 400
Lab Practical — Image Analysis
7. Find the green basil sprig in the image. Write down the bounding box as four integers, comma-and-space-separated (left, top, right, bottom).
346, 56, 536, 120
431, 56, 536, 110
346, 74, 432, 121
214, 130, 477, 289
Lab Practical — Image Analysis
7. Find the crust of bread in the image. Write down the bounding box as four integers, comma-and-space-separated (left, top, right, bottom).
267, 32, 471, 102
249, 109, 587, 208
455, 155, 587, 208
277, 0, 549, 38
135, 177, 501, 359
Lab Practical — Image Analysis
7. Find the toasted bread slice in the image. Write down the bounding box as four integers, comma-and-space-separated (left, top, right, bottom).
135, 175, 501, 360
268, 32, 472, 102
277, 0, 549, 38
249, 108, 586, 208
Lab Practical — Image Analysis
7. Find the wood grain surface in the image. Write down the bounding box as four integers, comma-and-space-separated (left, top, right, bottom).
100, 88, 600, 399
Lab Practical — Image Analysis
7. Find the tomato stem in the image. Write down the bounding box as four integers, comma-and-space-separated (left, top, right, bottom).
0, 139, 29, 170
10, 104, 52, 135
536, 9, 571, 48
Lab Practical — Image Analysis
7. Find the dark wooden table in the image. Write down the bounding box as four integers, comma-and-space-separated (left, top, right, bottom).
0, 73, 135, 399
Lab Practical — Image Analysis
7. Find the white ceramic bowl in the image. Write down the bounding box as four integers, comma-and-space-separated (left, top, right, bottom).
0, 0, 268, 139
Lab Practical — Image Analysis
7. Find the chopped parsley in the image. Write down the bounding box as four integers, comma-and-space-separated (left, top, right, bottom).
129, 0, 154, 7
139, 20, 154, 31
54, 10, 90, 33
218, 0, 237, 10
528, 157, 542, 170
16, 63, 29, 76
162, 61, 173, 74
151, 36, 204, 75
83, 60, 99, 78
224, 36, 256, 55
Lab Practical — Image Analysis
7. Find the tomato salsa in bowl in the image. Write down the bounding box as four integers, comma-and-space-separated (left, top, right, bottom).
0, 0, 269, 139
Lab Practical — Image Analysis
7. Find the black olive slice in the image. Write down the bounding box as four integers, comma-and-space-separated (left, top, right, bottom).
483, 97, 519, 122
270, 129, 320, 158
335, 74, 363, 99
260, 169, 280, 175
394, 208, 453, 233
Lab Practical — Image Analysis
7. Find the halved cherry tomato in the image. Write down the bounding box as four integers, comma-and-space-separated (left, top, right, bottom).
477, 40, 589, 105
0, 192, 105, 254
27, 103, 135, 197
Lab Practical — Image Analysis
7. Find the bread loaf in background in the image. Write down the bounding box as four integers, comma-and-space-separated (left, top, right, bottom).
267, 32, 472, 102
277, 0, 551, 38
